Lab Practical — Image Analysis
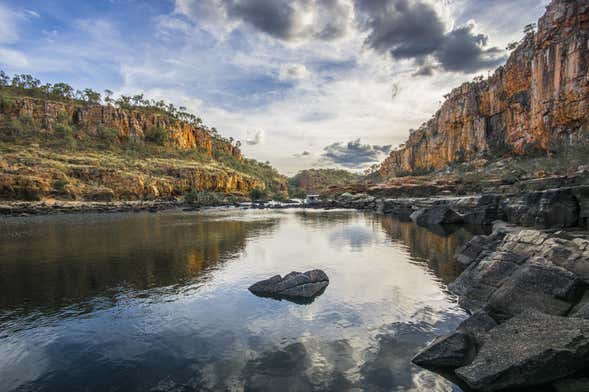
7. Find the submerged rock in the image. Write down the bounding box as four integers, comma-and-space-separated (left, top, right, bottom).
455, 310, 589, 392
249, 270, 329, 302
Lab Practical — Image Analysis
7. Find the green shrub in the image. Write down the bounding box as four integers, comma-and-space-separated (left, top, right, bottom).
184, 189, 225, 206
0, 93, 15, 110
249, 188, 266, 201
54, 123, 76, 147
96, 124, 119, 144
144, 126, 170, 145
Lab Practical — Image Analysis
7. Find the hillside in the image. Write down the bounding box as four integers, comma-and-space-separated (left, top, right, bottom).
380, 0, 589, 178
0, 74, 287, 202
288, 169, 361, 197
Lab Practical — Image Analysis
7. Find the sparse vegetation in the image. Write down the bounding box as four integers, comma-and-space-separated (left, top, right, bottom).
288, 168, 361, 197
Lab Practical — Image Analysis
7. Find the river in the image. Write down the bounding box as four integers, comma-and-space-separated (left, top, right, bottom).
0, 209, 477, 391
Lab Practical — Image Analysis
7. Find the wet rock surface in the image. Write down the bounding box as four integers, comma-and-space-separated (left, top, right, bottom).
249, 270, 329, 302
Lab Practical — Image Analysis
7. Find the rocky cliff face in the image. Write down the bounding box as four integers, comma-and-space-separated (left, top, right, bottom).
0, 96, 242, 159
381, 0, 589, 177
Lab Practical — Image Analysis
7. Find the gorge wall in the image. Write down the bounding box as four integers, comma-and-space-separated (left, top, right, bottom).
0, 96, 242, 159
381, 0, 589, 177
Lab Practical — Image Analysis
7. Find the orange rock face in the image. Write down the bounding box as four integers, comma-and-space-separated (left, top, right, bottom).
381, 0, 589, 177
0, 96, 242, 159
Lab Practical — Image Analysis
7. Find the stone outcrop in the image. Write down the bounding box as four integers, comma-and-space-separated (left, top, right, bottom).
413, 223, 589, 391
249, 270, 329, 302
456, 310, 589, 392
0, 96, 242, 159
381, 0, 589, 177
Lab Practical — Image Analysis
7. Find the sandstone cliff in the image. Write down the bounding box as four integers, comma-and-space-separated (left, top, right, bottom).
0, 96, 242, 159
381, 0, 589, 177
0, 95, 289, 201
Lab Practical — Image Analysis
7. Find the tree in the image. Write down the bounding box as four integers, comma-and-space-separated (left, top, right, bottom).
0, 70, 8, 87
524, 23, 536, 35
83, 88, 101, 104
51, 83, 75, 99
131, 94, 144, 107
506, 41, 518, 51
250, 188, 265, 202
104, 89, 114, 105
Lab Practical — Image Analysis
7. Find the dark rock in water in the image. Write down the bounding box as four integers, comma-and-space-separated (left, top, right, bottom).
412, 311, 497, 370
412, 332, 474, 368
411, 206, 463, 227
249, 270, 329, 302
455, 310, 589, 392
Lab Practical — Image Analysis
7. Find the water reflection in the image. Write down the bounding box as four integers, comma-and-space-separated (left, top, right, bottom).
0, 209, 475, 391
0, 211, 279, 320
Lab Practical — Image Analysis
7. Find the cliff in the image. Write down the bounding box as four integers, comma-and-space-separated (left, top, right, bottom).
0, 95, 288, 201
0, 96, 242, 159
381, 0, 589, 177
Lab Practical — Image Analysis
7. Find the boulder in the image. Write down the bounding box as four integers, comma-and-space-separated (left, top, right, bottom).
449, 251, 525, 313
503, 188, 580, 228
411, 206, 463, 227
463, 195, 503, 225
249, 270, 329, 302
412, 331, 474, 368
455, 310, 589, 392
485, 261, 583, 320
412, 311, 497, 369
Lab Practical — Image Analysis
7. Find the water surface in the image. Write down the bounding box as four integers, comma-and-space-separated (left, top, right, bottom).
0, 209, 475, 391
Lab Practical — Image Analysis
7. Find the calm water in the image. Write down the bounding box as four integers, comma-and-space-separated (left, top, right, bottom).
0, 209, 476, 392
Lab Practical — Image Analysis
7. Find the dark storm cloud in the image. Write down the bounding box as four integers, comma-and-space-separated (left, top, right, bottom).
322, 139, 392, 168
434, 25, 504, 72
223, 0, 351, 41
356, 0, 506, 74
179, 0, 507, 73
356, 0, 445, 59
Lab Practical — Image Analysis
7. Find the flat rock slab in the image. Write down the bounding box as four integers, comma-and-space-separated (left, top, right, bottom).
455, 310, 589, 392
249, 270, 329, 302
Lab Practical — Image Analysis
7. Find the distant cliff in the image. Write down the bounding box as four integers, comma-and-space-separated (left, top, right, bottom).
381, 0, 589, 177
0, 96, 242, 159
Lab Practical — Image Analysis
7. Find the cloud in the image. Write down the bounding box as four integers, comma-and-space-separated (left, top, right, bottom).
321, 138, 392, 168
356, 0, 506, 74
176, 0, 353, 42
244, 129, 264, 145
279, 63, 310, 81
0, 4, 20, 44
433, 24, 504, 73
0, 48, 29, 67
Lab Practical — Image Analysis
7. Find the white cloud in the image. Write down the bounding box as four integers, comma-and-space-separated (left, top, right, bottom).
0, 4, 20, 44
243, 129, 264, 145
278, 63, 310, 81
0, 48, 29, 67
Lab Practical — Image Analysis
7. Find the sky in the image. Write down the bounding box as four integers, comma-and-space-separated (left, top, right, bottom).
0, 0, 549, 175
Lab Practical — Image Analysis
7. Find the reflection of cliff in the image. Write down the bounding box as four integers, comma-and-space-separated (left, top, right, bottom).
0, 213, 278, 315
379, 217, 474, 283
